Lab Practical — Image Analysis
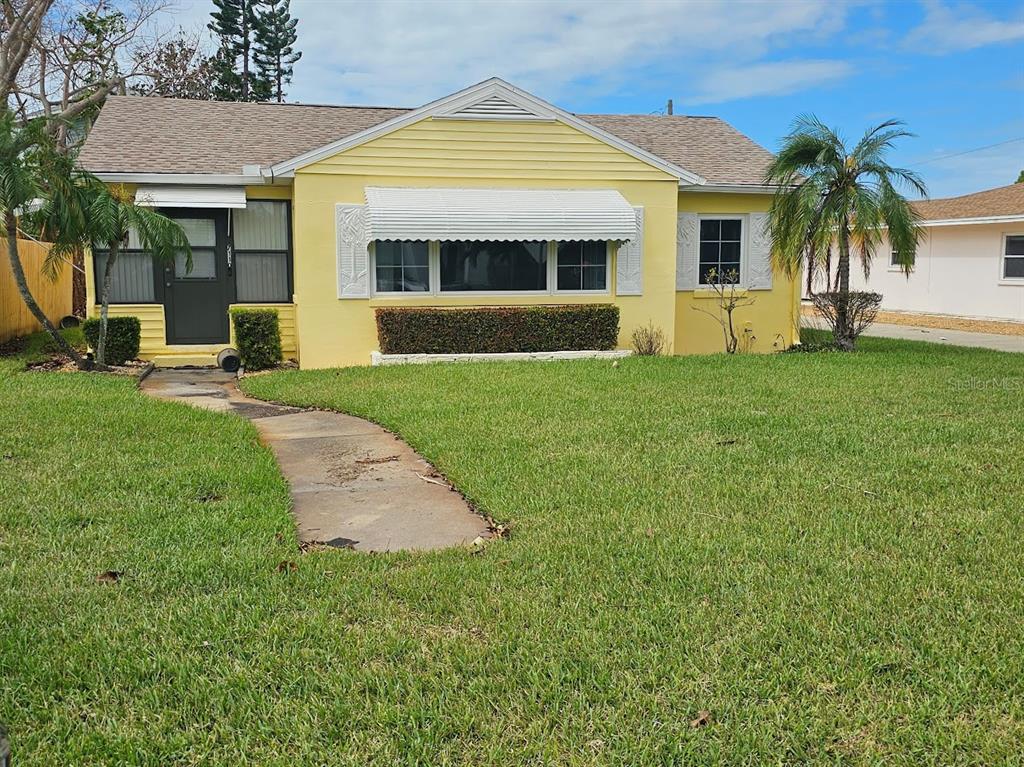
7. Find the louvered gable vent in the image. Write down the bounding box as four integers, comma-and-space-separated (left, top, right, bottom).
438, 93, 552, 121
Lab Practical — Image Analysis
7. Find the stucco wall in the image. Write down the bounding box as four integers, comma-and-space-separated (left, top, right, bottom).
674, 192, 801, 354
292, 117, 681, 368
850, 223, 1024, 322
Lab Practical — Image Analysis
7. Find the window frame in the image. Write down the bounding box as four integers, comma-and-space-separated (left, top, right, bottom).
91, 248, 158, 304
230, 199, 293, 303
368, 239, 613, 298
370, 240, 434, 296
889, 247, 916, 272
697, 214, 746, 288
1000, 233, 1024, 284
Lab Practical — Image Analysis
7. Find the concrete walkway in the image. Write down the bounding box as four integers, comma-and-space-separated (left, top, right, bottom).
141, 369, 490, 552
804, 315, 1024, 353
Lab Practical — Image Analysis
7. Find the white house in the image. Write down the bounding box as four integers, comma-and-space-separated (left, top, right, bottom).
847, 183, 1024, 323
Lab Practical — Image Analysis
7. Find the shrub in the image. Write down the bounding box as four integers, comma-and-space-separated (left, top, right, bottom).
231, 308, 282, 370
811, 291, 882, 350
376, 305, 619, 355
631, 322, 666, 356
82, 316, 141, 366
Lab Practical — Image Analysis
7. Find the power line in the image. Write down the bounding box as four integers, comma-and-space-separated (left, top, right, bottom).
909, 137, 1024, 166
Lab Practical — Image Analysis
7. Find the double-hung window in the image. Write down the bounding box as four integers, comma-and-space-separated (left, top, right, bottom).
370, 240, 610, 296
699, 218, 742, 285
1003, 235, 1024, 280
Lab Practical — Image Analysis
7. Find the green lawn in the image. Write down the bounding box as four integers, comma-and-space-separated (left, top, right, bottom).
2, 335, 1024, 764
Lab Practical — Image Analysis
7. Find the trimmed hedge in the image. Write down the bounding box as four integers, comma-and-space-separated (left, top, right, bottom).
230, 308, 282, 371
82, 316, 141, 366
376, 305, 620, 355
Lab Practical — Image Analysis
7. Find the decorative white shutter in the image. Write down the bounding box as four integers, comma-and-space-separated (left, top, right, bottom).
747, 212, 773, 290
615, 206, 644, 296
336, 203, 369, 299
676, 212, 699, 290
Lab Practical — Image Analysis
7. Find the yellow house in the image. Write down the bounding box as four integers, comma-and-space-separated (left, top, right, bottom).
77, 78, 800, 368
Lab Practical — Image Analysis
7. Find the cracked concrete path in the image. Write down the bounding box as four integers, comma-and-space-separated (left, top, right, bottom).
141, 369, 490, 552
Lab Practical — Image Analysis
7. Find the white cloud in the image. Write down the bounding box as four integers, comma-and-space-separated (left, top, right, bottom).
905, 0, 1024, 54
916, 141, 1024, 197
685, 59, 854, 105
166, 0, 858, 108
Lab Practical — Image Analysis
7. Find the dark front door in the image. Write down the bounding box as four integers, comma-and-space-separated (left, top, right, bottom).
162, 211, 231, 345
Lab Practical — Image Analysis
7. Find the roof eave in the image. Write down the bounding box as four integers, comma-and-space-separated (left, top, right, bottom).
92, 171, 280, 186
919, 214, 1024, 227
680, 182, 777, 194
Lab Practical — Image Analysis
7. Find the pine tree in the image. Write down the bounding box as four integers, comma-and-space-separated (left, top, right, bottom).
253, 0, 301, 102
208, 0, 268, 101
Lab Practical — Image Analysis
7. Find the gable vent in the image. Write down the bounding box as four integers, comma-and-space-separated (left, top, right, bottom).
444, 94, 549, 121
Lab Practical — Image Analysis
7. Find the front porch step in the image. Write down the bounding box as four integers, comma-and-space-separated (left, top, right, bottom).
150, 353, 221, 368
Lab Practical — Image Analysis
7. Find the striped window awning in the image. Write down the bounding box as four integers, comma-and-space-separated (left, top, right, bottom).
364, 187, 637, 242
134, 186, 248, 209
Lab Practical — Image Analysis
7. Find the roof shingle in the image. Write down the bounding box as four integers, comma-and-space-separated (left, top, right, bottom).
78, 95, 776, 186
912, 183, 1024, 222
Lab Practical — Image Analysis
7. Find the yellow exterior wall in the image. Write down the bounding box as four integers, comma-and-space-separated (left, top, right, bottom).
292, 117, 680, 368
675, 192, 801, 354
306, 118, 673, 181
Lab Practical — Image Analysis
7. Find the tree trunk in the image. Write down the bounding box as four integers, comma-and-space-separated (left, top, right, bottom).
835, 218, 853, 351
72, 244, 86, 316
241, 1, 250, 100
95, 239, 119, 368
4, 211, 84, 367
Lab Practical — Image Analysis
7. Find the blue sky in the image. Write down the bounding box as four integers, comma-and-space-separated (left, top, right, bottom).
176, 0, 1024, 198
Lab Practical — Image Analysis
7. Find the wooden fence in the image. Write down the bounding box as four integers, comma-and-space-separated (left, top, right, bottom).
1, 238, 72, 343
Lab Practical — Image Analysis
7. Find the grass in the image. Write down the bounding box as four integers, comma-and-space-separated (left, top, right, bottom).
3, 333, 1024, 764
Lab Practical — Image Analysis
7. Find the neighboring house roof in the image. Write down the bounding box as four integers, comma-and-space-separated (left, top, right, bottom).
77, 92, 775, 187
912, 183, 1024, 225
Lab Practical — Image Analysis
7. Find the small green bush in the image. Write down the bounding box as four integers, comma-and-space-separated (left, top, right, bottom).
82, 316, 141, 366
375, 305, 620, 355
231, 309, 282, 370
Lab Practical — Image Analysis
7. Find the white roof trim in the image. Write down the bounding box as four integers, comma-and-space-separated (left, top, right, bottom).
270, 78, 705, 184
364, 186, 638, 242
919, 214, 1024, 227
96, 172, 268, 186
681, 183, 777, 194
135, 185, 248, 209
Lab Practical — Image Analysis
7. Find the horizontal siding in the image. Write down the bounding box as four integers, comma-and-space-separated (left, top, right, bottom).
231, 303, 297, 359
102, 304, 167, 358
308, 118, 673, 181
94, 303, 298, 362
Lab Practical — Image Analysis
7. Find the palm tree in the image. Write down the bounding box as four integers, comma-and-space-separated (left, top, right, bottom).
765, 116, 926, 350
85, 184, 191, 368
0, 110, 89, 366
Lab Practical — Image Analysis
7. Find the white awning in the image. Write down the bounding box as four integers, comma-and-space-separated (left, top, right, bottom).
364, 187, 637, 242
134, 185, 247, 209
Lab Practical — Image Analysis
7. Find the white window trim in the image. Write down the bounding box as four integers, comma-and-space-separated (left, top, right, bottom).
369, 239, 612, 298
696, 214, 747, 288
999, 233, 1024, 285
889, 248, 916, 273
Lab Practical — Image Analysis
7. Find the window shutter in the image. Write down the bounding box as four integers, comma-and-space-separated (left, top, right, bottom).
615, 206, 644, 296
748, 212, 773, 290
336, 203, 369, 299
676, 212, 699, 290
